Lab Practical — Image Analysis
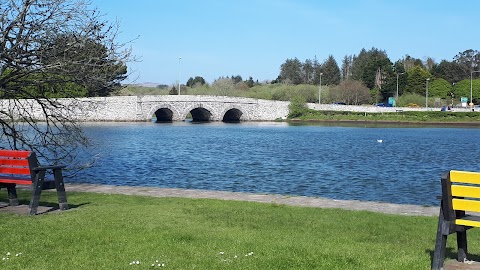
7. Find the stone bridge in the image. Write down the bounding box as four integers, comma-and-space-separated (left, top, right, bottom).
65, 95, 290, 122
3, 95, 453, 123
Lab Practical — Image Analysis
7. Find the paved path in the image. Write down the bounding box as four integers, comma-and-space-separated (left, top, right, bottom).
65, 183, 439, 217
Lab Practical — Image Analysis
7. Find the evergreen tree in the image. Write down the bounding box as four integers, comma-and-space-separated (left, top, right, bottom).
169, 86, 178, 95
245, 76, 255, 88
405, 66, 431, 95
351, 47, 392, 90
341, 55, 353, 81
351, 48, 368, 83
393, 60, 407, 97
312, 56, 322, 85
186, 76, 206, 87
431, 60, 465, 84
232, 75, 243, 84
186, 77, 194, 87
279, 58, 303, 84
322, 55, 341, 85
402, 55, 424, 71
303, 59, 315, 84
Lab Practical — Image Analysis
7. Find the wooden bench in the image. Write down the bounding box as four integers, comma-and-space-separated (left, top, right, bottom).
432, 170, 480, 269
0, 150, 68, 215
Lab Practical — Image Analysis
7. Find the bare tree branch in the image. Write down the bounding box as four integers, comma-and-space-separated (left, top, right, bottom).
0, 0, 134, 168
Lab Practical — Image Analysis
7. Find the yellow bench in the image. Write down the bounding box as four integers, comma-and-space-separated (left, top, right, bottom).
432, 170, 480, 269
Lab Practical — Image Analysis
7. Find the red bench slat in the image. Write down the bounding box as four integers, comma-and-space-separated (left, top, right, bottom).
0, 178, 32, 185
0, 167, 31, 175
0, 150, 32, 176
0, 158, 29, 166
0, 150, 31, 158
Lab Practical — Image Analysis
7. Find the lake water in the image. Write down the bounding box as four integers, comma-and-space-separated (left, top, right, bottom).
70, 122, 480, 206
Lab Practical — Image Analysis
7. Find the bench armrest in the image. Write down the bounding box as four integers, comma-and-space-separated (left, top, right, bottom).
32, 165, 67, 171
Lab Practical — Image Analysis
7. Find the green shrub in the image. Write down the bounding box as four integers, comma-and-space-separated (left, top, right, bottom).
288, 95, 308, 118
397, 93, 428, 107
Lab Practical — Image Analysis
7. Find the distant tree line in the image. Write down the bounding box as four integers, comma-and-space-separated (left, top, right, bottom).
170, 74, 261, 95
167, 48, 480, 106
276, 48, 480, 105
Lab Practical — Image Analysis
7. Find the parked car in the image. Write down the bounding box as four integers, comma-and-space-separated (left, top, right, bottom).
375, 103, 393, 107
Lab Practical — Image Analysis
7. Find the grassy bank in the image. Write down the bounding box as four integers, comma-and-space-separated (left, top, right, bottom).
290, 109, 480, 125
0, 190, 471, 269
121, 84, 321, 103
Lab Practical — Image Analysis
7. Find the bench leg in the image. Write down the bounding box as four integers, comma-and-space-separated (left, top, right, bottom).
457, 230, 468, 262
5, 184, 19, 206
29, 170, 46, 215
53, 168, 68, 211
432, 208, 447, 270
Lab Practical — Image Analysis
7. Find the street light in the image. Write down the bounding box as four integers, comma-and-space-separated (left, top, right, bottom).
470, 70, 480, 110
396, 72, 405, 101
451, 83, 455, 108
178, 57, 182, 95
318, 73, 323, 104
426, 78, 430, 109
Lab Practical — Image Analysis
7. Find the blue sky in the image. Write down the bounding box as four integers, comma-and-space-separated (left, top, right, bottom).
90, 0, 479, 85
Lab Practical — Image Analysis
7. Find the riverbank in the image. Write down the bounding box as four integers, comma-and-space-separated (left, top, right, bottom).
287, 118, 480, 127
289, 109, 480, 126
63, 183, 439, 216
2, 184, 438, 216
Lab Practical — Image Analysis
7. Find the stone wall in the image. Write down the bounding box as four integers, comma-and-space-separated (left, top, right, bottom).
307, 103, 473, 113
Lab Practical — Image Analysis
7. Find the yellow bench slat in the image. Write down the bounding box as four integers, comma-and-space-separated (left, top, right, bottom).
452, 198, 480, 212
450, 170, 480, 185
456, 219, 480, 228
452, 185, 480, 199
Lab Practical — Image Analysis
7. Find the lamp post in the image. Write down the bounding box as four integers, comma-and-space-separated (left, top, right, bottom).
396, 72, 405, 101
426, 78, 430, 109
471, 70, 480, 110
318, 72, 323, 104
178, 57, 182, 95
451, 83, 455, 108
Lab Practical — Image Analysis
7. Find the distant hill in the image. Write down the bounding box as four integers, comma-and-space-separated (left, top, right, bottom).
126, 82, 160, 88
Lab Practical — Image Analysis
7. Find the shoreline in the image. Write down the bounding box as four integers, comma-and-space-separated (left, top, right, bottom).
64, 183, 439, 217
287, 118, 480, 127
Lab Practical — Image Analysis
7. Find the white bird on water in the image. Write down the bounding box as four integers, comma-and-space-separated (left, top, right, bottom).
377, 139, 383, 143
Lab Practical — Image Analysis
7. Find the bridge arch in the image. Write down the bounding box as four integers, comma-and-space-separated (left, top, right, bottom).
154, 108, 174, 122
148, 103, 180, 122
220, 105, 248, 122
182, 104, 217, 122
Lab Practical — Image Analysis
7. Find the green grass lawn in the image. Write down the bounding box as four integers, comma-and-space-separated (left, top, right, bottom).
0, 190, 475, 269
293, 110, 480, 124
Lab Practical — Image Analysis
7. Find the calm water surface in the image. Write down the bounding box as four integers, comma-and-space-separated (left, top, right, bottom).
71, 122, 480, 206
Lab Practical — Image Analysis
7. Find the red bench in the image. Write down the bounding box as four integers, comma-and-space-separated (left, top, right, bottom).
0, 150, 68, 215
